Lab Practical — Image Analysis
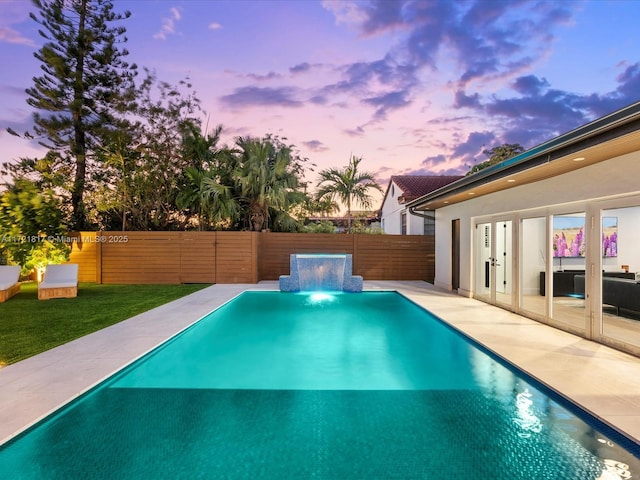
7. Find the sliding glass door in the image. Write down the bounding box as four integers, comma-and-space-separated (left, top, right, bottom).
520, 216, 546, 319
473, 198, 640, 358
599, 204, 640, 350
548, 213, 587, 335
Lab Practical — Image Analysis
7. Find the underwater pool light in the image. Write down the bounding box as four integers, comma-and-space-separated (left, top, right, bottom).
308, 292, 336, 304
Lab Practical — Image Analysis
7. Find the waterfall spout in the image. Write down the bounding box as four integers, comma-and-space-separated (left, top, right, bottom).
279, 254, 363, 292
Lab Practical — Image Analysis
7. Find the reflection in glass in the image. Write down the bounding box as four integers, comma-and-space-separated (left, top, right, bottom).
551, 213, 586, 334
601, 205, 640, 350
521, 217, 546, 317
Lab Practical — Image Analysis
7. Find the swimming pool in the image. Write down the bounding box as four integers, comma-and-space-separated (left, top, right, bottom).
1, 291, 638, 478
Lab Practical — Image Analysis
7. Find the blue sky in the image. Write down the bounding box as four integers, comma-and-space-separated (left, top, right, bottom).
1, 0, 640, 194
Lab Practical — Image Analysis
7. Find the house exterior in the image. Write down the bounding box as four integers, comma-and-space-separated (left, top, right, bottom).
380, 175, 462, 234
407, 101, 640, 357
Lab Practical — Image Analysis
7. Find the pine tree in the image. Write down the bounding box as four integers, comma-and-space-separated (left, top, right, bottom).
26, 0, 136, 230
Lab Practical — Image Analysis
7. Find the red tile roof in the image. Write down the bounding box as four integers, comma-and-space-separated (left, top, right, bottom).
391, 175, 463, 202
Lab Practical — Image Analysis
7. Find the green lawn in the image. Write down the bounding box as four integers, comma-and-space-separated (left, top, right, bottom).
0, 282, 210, 365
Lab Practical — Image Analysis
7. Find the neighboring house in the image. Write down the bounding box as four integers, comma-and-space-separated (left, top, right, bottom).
408, 100, 640, 358
380, 175, 462, 234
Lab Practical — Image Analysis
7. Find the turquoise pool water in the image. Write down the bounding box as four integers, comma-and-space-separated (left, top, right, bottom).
1, 291, 639, 479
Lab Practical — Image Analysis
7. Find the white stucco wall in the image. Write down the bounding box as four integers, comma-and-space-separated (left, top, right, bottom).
380, 181, 424, 235
433, 151, 640, 295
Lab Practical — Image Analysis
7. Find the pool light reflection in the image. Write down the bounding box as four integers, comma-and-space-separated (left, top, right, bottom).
513, 389, 542, 438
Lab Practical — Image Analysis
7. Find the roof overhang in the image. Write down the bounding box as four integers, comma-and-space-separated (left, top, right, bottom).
409, 101, 640, 211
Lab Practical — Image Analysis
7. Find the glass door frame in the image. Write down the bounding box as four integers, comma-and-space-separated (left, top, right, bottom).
546, 210, 592, 337
473, 215, 517, 311
592, 194, 640, 348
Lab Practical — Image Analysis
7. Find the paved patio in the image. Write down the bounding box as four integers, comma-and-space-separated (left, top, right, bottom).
1, 281, 640, 446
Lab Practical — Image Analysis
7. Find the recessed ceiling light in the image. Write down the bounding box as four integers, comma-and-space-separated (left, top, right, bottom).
443, 201, 449, 204
468, 192, 475, 195
507, 179, 516, 183
572, 156, 585, 162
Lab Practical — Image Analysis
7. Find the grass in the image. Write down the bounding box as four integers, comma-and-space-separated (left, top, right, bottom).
0, 282, 210, 365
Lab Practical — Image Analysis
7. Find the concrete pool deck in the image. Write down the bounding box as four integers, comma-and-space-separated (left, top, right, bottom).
1, 281, 640, 447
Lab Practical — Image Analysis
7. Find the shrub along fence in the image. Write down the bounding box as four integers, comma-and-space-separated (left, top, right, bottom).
67, 231, 434, 284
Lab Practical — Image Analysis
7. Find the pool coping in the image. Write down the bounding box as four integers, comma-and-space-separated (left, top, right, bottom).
1, 281, 640, 446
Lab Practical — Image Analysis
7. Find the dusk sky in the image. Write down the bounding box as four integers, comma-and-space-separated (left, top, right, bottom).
2, 0, 640, 200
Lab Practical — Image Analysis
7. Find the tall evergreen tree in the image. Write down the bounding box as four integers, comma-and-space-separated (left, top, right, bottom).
25, 0, 136, 230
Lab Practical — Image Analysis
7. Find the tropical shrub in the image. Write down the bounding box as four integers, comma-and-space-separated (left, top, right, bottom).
0, 179, 70, 275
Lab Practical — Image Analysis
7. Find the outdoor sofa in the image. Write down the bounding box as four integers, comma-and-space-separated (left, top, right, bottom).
0, 265, 20, 302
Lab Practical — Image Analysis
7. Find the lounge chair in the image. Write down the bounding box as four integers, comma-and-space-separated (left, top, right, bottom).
0, 265, 21, 303
38, 264, 79, 300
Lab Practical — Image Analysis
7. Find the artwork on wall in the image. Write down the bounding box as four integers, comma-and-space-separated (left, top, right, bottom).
552, 216, 617, 258
602, 217, 618, 257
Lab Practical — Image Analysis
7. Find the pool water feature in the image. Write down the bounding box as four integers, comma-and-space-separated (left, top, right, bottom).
279, 253, 363, 292
1, 291, 639, 479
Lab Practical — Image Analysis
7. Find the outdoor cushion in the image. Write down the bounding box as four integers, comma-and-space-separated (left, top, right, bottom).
38, 264, 79, 300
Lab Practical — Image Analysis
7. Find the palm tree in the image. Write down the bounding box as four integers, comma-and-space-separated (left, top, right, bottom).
316, 155, 382, 232
234, 136, 303, 231
176, 126, 239, 230
176, 166, 239, 230
181, 123, 224, 170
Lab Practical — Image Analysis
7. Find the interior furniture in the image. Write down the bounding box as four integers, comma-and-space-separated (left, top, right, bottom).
540, 270, 635, 296
574, 274, 640, 315
539, 270, 585, 296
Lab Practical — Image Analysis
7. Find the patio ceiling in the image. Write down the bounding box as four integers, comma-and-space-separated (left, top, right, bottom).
410, 102, 640, 211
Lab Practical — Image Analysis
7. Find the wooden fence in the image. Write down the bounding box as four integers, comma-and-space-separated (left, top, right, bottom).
68, 231, 434, 284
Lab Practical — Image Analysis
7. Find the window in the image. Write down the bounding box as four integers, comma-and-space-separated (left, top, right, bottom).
401, 212, 407, 235
424, 215, 435, 235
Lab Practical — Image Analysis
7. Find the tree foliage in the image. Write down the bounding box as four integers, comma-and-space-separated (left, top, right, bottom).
2, 0, 336, 239
24, 0, 137, 230
181, 129, 245, 231
349, 220, 383, 235
233, 136, 308, 231
174, 134, 311, 232
316, 155, 382, 232
95, 72, 209, 230
0, 179, 70, 274
292, 196, 340, 222
301, 220, 336, 233
467, 143, 525, 176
